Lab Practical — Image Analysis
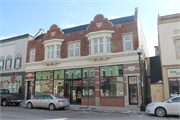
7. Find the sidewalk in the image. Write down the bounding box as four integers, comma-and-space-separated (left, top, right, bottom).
69, 104, 145, 113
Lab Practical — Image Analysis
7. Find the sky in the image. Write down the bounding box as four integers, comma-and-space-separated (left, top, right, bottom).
0, 0, 179, 57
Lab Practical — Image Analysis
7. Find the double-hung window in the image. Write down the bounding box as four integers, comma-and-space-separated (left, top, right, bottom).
69, 43, 80, 57
124, 35, 132, 51
31, 50, 35, 62
15, 59, 20, 68
0, 61, 3, 70
57, 45, 60, 58
6, 60, 10, 69
47, 45, 59, 59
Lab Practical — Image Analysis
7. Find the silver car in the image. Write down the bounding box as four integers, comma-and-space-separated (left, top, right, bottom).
26, 94, 70, 110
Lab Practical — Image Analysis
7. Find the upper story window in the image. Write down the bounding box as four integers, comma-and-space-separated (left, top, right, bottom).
0, 56, 5, 70
5, 55, 12, 70
30, 49, 35, 62
172, 34, 180, 59
122, 32, 133, 51
42, 39, 64, 61
69, 42, 80, 57
124, 35, 132, 51
14, 53, 22, 69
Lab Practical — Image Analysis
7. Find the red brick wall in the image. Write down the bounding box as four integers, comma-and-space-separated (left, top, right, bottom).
81, 97, 95, 106
26, 14, 138, 62
100, 97, 124, 107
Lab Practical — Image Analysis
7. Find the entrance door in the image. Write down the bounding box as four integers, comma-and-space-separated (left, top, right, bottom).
64, 80, 82, 104
70, 86, 82, 103
129, 76, 138, 105
27, 81, 31, 100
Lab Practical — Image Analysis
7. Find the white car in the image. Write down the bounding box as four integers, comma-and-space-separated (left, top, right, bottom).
146, 96, 180, 117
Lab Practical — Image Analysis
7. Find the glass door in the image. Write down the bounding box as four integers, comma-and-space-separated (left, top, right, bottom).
128, 76, 138, 105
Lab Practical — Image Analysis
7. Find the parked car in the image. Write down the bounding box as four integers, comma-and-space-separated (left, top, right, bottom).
26, 94, 70, 110
1, 89, 24, 106
146, 96, 180, 117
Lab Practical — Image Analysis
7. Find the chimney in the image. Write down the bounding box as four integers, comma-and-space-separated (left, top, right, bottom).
134, 7, 138, 21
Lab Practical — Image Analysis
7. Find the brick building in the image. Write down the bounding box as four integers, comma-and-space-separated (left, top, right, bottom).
25, 8, 148, 107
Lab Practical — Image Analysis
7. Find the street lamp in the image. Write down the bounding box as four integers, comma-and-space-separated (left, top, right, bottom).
137, 47, 146, 111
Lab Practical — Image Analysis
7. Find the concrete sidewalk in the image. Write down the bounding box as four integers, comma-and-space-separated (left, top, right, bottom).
69, 104, 145, 113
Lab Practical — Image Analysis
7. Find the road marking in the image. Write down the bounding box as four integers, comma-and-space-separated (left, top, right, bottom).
139, 113, 144, 118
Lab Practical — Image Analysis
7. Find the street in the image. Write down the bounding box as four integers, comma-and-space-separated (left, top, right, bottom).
1, 105, 179, 120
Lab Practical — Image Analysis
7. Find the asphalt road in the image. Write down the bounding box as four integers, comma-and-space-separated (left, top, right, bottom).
1, 105, 179, 120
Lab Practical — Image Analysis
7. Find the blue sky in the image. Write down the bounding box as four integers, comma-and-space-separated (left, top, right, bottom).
0, 0, 179, 57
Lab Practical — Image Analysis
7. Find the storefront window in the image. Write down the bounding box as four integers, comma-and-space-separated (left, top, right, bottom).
54, 70, 64, 79
65, 69, 81, 79
100, 65, 123, 77
169, 78, 180, 97
82, 80, 95, 97
83, 68, 95, 78
35, 80, 50, 96
54, 80, 64, 97
36, 71, 50, 80
100, 77, 124, 97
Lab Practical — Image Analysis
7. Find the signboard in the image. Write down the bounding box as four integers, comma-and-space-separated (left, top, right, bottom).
168, 69, 180, 77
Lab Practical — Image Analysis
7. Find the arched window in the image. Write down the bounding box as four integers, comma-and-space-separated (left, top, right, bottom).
5, 55, 12, 70
122, 32, 134, 51
14, 53, 22, 69
0, 56, 5, 70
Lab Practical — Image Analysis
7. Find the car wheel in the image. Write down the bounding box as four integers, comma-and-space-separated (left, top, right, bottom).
2, 99, 8, 106
155, 107, 166, 117
15, 103, 20, 106
60, 107, 64, 110
27, 102, 33, 109
49, 103, 56, 111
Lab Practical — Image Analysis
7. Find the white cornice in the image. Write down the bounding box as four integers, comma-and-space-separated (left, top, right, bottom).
85, 30, 114, 40
42, 39, 64, 45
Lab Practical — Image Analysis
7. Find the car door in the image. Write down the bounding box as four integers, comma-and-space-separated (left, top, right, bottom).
41, 95, 54, 108
33, 95, 44, 107
167, 97, 180, 115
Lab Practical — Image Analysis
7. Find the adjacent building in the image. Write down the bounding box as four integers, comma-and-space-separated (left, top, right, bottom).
0, 34, 33, 94
25, 8, 148, 107
158, 13, 180, 100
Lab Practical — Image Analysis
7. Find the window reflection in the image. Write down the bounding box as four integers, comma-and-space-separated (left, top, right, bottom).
83, 80, 95, 97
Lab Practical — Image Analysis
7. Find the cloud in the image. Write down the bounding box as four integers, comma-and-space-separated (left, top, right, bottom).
146, 31, 158, 57
108, 15, 119, 20
0, 34, 18, 40
164, 4, 171, 11
60, 23, 78, 29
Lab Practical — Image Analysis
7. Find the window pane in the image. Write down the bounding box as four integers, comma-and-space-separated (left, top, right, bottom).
100, 44, 103, 53
107, 43, 110, 52
83, 80, 95, 97
83, 68, 95, 78
125, 41, 132, 50
100, 65, 123, 77
99, 38, 103, 43
54, 80, 64, 97
57, 50, 60, 58
100, 77, 124, 97
6, 60, 10, 69
51, 46, 54, 58
75, 43, 80, 47
69, 49, 74, 57
69, 44, 74, 48
94, 39, 97, 44
75, 48, 80, 56
125, 35, 131, 40
47, 51, 50, 58
31, 50, 35, 54
0, 61, 3, 69
48, 47, 50, 50
35, 80, 50, 96
57, 45, 60, 49
16, 59, 20, 68
106, 38, 110, 43
54, 70, 64, 79
169, 79, 178, 96
65, 69, 82, 79
52, 46, 54, 50
94, 45, 98, 53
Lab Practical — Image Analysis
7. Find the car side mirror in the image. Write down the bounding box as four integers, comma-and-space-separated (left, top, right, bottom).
167, 100, 172, 103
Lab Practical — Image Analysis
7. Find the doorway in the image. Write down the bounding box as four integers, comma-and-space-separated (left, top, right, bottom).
128, 76, 138, 105
27, 81, 31, 100
64, 80, 82, 104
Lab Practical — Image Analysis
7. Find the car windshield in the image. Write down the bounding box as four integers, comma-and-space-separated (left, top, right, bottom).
162, 97, 173, 102
53, 94, 65, 99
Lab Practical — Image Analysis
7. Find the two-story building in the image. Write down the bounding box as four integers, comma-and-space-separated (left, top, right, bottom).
0, 34, 33, 94
25, 8, 148, 107
158, 13, 180, 100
